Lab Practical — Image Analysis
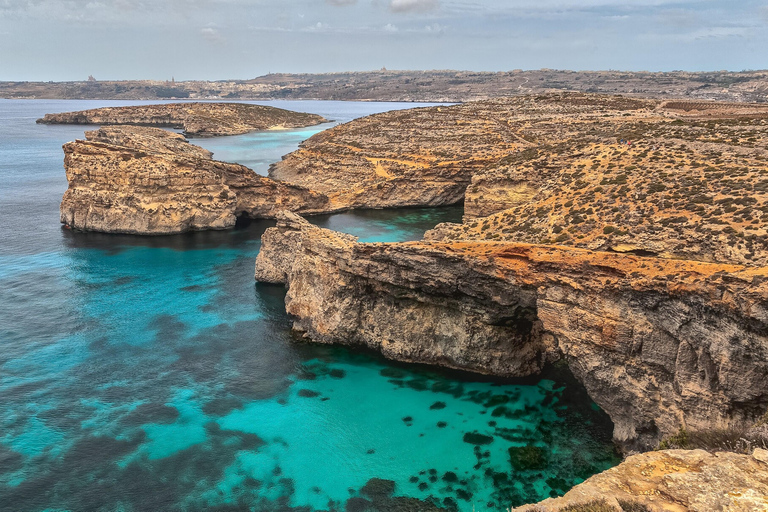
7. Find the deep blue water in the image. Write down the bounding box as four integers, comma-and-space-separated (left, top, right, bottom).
0, 99, 619, 511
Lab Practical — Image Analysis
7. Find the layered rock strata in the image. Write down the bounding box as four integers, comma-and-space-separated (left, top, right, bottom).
39, 102, 327, 137
513, 448, 768, 511
256, 213, 768, 452
61, 126, 328, 234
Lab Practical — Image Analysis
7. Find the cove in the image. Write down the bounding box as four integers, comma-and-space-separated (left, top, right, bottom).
0, 99, 619, 511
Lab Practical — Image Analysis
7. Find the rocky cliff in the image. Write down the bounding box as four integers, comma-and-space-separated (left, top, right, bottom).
61, 126, 329, 234
256, 213, 768, 452
513, 448, 768, 511
39, 102, 327, 137
269, 102, 527, 211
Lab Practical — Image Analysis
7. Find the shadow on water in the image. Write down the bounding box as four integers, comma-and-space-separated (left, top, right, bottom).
60, 218, 277, 253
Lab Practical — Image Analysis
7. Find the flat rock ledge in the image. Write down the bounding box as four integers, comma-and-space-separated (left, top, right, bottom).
38, 102, 327, 137
513, 449, 768, 512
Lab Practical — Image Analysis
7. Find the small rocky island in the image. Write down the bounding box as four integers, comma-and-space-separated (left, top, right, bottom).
38, 102, 327, 137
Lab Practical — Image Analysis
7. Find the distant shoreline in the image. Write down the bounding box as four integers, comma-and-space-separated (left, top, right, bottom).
2, 69, 767, 103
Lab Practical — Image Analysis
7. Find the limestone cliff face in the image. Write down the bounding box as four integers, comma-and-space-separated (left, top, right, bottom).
61, 126, 329, 234
513, 448, 768, 511
256, 213, 768, 451
255, 212, 554, 377
38, 102, 327, 137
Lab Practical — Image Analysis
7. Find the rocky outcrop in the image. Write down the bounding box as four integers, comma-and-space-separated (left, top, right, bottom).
61, 126, 329, 234
269, 102, 528, 211
512, 448, 768, 511
38, 102, 327, 137
255, 212, 553, 377
255, 213, 768, 451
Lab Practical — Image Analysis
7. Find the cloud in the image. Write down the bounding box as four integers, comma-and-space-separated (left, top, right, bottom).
424, 22, 447, 33
201, 27, 223, 43
389, 0, 438, 13
383, 23, 399, 31
326, 0, 356, 5
305, 21, 330, 31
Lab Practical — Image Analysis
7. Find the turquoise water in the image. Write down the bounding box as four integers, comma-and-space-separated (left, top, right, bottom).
0, 100, 619, 511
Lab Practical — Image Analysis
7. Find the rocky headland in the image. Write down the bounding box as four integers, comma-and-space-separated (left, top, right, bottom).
274, 94, 768, 266
61, 126, 328, 234
38, 102, 327, 137
254, 94, 768, 508
256, 212, 768, 453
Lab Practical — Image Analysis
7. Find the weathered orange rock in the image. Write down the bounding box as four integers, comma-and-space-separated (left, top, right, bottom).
512, 449, 768, 511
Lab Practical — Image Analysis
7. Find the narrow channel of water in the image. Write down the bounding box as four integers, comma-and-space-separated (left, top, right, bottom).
0, 99, 618, 511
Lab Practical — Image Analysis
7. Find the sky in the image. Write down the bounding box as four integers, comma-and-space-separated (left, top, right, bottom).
0, 0, 766, 81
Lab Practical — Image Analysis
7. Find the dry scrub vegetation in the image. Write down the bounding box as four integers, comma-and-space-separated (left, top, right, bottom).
420, 93, 768, 266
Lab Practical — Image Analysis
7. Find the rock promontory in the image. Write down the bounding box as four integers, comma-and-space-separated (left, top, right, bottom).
61, 126, 328, 234
256, 212, 768, 452
38, 102, 327, 137
255, 94, 768, 452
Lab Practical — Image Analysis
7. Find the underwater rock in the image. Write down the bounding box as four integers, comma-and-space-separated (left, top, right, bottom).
509, 446, 548, 472
361, 478, 396, 501
463, 432, 494, 445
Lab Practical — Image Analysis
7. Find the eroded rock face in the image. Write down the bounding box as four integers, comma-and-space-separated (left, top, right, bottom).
512, 449, 768, 512
255, 212, 555, 377
38, 102, 327, 137
61, 126, 329, 234
256, 213, 768, 451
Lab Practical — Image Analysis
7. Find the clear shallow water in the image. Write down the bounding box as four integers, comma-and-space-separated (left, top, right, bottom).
0, 100, 619, 511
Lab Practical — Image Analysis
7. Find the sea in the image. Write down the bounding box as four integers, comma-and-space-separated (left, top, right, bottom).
0, 99, 619, 511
